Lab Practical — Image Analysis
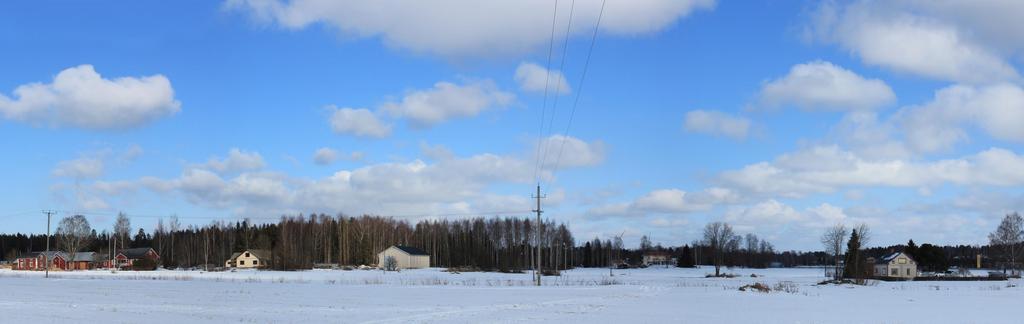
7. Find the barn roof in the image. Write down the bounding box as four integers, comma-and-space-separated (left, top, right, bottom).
231, 249, 272, 261
70, 252, 95, 262
393, 245, 428, 256
119, 248, 156, 259
247, 249, 272, 260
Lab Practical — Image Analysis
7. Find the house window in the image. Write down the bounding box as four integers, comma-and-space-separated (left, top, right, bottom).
907, 268, 911, 276
898, 258, 907, 264
891, 268, 898, 276
245, 252, 250, 258
240, 260, 245, 265
253, 260, 258, 265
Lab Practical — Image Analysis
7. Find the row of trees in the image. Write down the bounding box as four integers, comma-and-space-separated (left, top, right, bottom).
697, 222, 776, 276
4, 213, 581, 272
4, 212, 1021, 273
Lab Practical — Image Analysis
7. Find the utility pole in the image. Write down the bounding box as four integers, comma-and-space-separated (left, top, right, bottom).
532, 184, 545, 286
43, 210, 54, 278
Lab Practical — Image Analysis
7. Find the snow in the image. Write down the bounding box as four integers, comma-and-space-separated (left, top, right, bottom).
0, 266, 1019, 323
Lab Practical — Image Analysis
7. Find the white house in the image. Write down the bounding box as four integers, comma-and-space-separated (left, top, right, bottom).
642, 251, 672, 266
377, 245, 430, 270
225, 249, 272, 269
874, 252, 918, 279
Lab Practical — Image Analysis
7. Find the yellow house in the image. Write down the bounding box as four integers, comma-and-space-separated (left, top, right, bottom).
225, 249, 272, 269
377, 246, 430, 270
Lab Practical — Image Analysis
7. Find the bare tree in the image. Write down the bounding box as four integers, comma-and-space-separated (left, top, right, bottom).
639, 235, 652, 252
169, 215, 180, 267
383, 256, 397, 271
57, 215, 92, 271
114, 212, 131, 250
703, 222, 735, 277
821, 223, 848, 280
855, 223, 871, 248
989, 212, 1024, 273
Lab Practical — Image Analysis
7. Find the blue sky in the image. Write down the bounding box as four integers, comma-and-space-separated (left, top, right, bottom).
2, 0, 1024, 250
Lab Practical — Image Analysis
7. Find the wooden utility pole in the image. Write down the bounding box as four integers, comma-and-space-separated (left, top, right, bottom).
43, 210, 54, 278
532, 184, 545, 286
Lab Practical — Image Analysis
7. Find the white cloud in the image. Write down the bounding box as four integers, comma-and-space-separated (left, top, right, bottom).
313, 147, 339, 165
758, 61, 895, 111
52, 157, 104, 179
312, 148, 364, 165
420, 142, 455, 161
328, 106, 392, 138
204, 148, 266, 173
897, 83, 1024, 153
224, 0, 715, 58
717, 145, 1024, 198
381, 80, 514, 127
535, 135, 606, 172
514, 62, 570, 94
0, 65, 180, 129
808, 1, 1019, 83
120, 145, 144, 162
586, 187, 739, 218
93, 138, 604, 218
683, 110, 751, 139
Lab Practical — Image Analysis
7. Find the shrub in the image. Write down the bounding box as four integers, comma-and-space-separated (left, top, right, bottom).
131, 259, 158, 271
541, 269, 561, 276
739, 282, 771, 293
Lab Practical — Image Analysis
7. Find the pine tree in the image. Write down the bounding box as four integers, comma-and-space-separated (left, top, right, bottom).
906, 239, 918, 259
678, 244, 695, 268
843, 229, 862, 279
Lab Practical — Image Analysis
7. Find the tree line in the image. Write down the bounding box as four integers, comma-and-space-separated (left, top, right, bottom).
1, 213, 578, 271
2, 212, 1019, 273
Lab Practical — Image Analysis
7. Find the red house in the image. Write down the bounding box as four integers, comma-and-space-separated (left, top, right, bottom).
115, 247, 160, 269
13, 251, 67, 271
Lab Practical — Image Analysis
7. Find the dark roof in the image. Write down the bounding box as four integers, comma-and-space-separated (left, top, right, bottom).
70, 252, 95, 262
393, 245, 428, 256
119, 248, 157, 259
230, 249, 272, 261
644, 251, 672, 257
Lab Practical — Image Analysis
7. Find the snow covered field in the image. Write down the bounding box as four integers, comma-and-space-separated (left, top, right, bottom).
0, 266, 1019, 323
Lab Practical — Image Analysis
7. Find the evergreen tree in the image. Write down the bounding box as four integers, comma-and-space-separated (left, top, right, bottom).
905, 239, 918, 259
678, 244, 695, 268
843, 229, 862, 279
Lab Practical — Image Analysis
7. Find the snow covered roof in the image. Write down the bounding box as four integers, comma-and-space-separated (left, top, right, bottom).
876, 252, 914, 265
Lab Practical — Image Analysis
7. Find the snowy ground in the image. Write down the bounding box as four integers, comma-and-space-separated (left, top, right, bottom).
0, 266, 1019, 323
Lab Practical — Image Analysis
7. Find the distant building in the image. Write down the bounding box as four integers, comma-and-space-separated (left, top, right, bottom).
225, 249, 272, 268
68, 252, 99, 270
13, 251, 67, 271
116, 248, 161, 269
642, 251, 673, 266
377, 246, 430, 269
874, 252, 918, 279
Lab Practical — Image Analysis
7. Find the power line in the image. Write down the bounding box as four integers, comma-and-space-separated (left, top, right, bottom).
0, 210, 39, 218
549, 0, 607, 179
536, 0, 577, 182
532, 0, 562, 183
